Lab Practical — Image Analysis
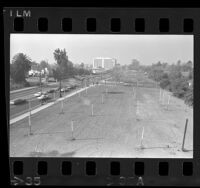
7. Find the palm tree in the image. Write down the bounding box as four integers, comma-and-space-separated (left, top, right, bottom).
53, 48, 68, 97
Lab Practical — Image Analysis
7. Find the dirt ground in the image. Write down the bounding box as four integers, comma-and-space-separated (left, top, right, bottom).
9, 78, 193, 158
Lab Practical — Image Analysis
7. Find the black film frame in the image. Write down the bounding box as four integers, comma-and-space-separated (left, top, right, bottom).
3, 7, 200, 186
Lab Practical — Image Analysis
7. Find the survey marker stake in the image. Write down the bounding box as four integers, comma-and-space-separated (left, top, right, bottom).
60, 100, 64, 114
167, 95, 171, 110
101, 94, 104, 104
91, 104, 94, 116
71, 121, 75, 141
182, 118, 189, 152
159, 89, 162, 102
162, 91, 165, 105
28, 100, 33, 135
140, 127, 145, 149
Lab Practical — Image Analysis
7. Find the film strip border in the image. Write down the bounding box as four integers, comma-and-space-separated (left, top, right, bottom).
3, 8, 200, 33
10, 158, 199, 186
4, 7, 200, 186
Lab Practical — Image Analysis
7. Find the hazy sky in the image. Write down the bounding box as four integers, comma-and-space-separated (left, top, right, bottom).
10, 34, 193, 65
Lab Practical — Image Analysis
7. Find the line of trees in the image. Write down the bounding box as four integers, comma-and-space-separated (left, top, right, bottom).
10, 53, 32, 83
10, 49, 92, 90
140, 60, 193, 106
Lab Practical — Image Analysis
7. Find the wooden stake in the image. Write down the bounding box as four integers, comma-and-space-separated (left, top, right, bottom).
167, 95, 171, 109
159, 89, 162, 102
162, 91, 165, 104
101, 94, 104, 104
28, 100, 32, 135
71, 121, 75, 140
182, 118, 188, 152
140, 127, 145, 149
91, 104, 94, 116
60, 100, 64, 114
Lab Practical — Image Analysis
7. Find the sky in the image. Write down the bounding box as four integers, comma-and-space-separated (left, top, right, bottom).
10, 34, 193, 66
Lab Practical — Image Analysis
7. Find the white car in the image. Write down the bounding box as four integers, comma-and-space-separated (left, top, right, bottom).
34, 92, 42, 97
37, 94, 49, 100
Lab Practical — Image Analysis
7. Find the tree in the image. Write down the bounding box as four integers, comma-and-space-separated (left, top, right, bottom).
112, 66, 123, 83
40, 60, 49, 70
128, 59, 140, 70
53, 48, 69, 97
80, 63, 84, 68
184, 85, 193, 106
10, 53, 32, 83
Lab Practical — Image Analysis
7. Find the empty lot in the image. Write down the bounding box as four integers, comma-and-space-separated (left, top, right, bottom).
10, 72, 193, 158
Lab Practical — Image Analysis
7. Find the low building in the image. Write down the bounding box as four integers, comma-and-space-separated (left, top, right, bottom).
181, 71, 190, 77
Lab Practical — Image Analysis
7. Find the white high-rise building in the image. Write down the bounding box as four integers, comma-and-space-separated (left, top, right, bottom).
93, 57, 116, 73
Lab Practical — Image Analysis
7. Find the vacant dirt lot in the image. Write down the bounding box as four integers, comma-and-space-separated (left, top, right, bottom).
10, 75, 193, 158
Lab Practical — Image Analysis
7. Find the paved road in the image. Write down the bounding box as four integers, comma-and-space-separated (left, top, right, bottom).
10, 92, 55, 119
9, 75, 110, 119
10, 83, 59, 101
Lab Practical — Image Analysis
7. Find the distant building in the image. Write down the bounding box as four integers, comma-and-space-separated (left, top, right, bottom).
92, 57, 116, 73
181, 71, 190, 77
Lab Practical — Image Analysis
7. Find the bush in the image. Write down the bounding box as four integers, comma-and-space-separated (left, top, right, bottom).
184, 88, 193, 106
160, 79, 171, 89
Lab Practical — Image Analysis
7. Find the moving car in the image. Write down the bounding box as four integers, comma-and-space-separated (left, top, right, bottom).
123, 83, 132, 86
34, 92, 42, 97
47, 89, 56, 93
34, 91, 48, 97
37, 94, 49, 100
10, 99, 27, 105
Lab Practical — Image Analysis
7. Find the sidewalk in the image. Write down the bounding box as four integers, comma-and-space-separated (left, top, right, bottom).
10, 84, 96, 125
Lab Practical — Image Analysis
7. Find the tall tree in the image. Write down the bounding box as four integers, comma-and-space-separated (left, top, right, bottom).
40, 60, 49, 70
10, 53, 32, 83
53, 48, 69, 97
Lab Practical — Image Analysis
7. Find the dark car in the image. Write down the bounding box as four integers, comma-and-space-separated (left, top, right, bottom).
10, 99, 27, 105
47, 89, 56, 93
